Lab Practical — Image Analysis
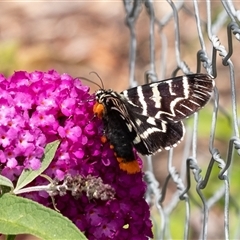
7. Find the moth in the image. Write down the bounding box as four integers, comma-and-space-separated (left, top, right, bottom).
93, 73, 215, 174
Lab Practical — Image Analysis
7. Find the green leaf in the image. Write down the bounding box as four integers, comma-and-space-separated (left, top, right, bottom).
0, 175, 14, 189
0, 193, 86, 240
5, 235, 16, 240
15, 140, 60, 192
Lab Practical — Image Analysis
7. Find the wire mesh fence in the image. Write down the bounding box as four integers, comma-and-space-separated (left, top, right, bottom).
123, 1, 240, 239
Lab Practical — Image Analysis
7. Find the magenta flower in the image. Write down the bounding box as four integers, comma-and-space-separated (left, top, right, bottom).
0, 70, 153, 239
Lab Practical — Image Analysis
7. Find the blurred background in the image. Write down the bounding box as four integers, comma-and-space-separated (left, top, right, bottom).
0, 2, 130, 91
0, 1, 240, 240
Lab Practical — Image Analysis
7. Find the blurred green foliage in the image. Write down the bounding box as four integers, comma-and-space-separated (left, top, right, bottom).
0, 40, 19, 76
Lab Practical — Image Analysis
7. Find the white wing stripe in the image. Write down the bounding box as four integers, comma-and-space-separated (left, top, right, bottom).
137, 86, 148, 115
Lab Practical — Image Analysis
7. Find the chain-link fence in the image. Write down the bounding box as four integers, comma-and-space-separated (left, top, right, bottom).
123, 1, 240, 239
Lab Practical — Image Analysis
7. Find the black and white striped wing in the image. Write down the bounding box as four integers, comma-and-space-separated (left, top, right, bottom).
121, 73, 214, 122
127, 113, 185, 155
120, 73, 214, 154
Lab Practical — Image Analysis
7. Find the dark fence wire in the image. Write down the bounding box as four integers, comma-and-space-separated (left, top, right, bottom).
123, 1, 240, 239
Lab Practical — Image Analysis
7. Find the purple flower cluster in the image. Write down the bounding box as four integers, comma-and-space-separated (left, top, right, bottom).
0, 70, 153, 239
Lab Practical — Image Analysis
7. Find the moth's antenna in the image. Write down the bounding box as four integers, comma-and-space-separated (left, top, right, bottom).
77, 76, 102, 89
89, 71, 104, 89
76, 72, 104, 90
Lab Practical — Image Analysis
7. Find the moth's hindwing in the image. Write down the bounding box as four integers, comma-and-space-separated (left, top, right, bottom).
127, 114, 185, 155
93, 73, 214, 174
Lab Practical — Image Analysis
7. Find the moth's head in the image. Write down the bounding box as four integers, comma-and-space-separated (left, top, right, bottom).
95, 89, 115, 103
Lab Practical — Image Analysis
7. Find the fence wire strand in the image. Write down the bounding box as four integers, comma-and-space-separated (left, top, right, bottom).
124, 1, 240, 239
